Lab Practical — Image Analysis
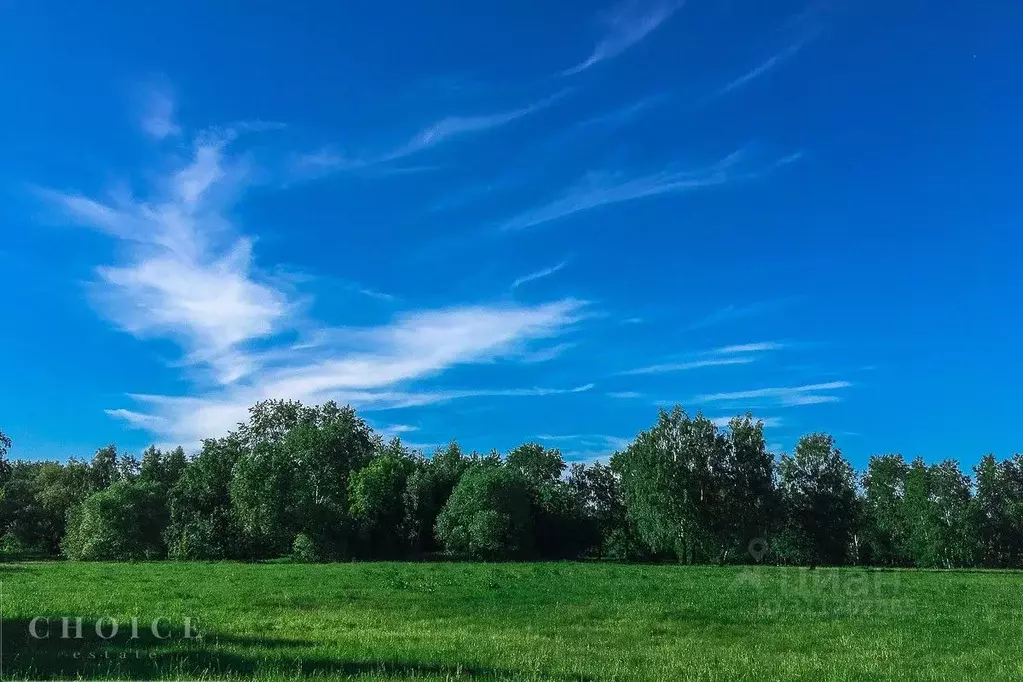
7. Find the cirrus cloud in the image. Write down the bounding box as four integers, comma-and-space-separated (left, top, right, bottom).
42, 112, 594, 448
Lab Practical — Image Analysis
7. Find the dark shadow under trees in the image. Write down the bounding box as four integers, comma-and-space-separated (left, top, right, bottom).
0, 616, 596, 681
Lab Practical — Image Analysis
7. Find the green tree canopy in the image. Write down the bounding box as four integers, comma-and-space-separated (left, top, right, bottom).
613, 407, 729, 562
229, 400, 377, 559
349, 438, 423, 558
165, 436, 244, 560
861, 454, 911, 565
63, 480, 168, 560
776, 433, 858, 566
404, 441, 474, 554
435, 464, 532, 559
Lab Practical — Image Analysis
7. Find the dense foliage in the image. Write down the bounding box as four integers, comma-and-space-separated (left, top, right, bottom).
1, 407, 1022, 567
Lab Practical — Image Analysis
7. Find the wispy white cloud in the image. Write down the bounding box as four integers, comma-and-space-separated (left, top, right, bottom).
43, 105, 596, 448
103, 408, 168, 431
288, 147, 441, 180
710, 416, 783, 428
499, 150, 744, 232
43, 132, 291, 385
426, 95, 666, 218
140, 88, 181, 140
538, 434, 633, 463
564, 452, 615, 465
577, 94, 666, 129
697, 381, 851, 406
105, 299, 591, 446
689, 297, 800, 329
117, 379, 595, 448
621, 357, 754, 376
780, 394, 841, 406
349, 284, 396, 303
259, 301, 588, 397
564, 0, 684, 75
548, 94, 666, 148
715, 38, 809, 97
284, 271, 398, 304
619, 341, 788, 385
378, 424, 420, 438
292, 94, 561, 177
600, 434, 633, 450
512, 261, 568, 289
387, 424, 420, 433
385, 95, 561, 160
518, 342, 575, 363
290, 148, 353, 174
607, 391, 643, 399
711, 342, 785, 354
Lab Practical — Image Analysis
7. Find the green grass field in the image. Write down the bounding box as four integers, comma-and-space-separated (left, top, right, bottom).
1, 561, 1021, 681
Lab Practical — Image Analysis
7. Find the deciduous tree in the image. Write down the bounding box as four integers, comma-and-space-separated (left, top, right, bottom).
349, 438, 423, 558
435, 463, 532, 559
613, 407, 727, 562
776, 433, 858, 566
861, 454, 910, 565
63, 480, 168, 560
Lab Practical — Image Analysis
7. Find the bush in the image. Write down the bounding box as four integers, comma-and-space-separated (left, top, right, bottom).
435, 466, 532, 560
62, 481, 168, 560
166, 509, 241, 560
0, 532, 30, 557
292, 532, 319, 563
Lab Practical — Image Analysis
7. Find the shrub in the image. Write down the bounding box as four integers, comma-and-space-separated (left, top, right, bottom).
292, 532, 319, 563
435, 466, 532, 560
62, 481, 168, 560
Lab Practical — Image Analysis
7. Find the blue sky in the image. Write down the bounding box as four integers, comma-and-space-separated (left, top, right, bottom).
1, 0, 1020, 468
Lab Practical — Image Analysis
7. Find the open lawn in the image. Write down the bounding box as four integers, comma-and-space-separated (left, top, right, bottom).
1, 561, 1020, 681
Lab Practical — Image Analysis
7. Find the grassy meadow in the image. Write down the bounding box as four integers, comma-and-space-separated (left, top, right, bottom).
1, 561, 1021, 681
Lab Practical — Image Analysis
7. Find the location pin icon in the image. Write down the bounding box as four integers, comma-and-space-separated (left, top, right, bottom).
748, 537, 768, 562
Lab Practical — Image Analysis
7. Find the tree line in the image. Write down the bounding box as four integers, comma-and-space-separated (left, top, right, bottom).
1, 401, 1021, 567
